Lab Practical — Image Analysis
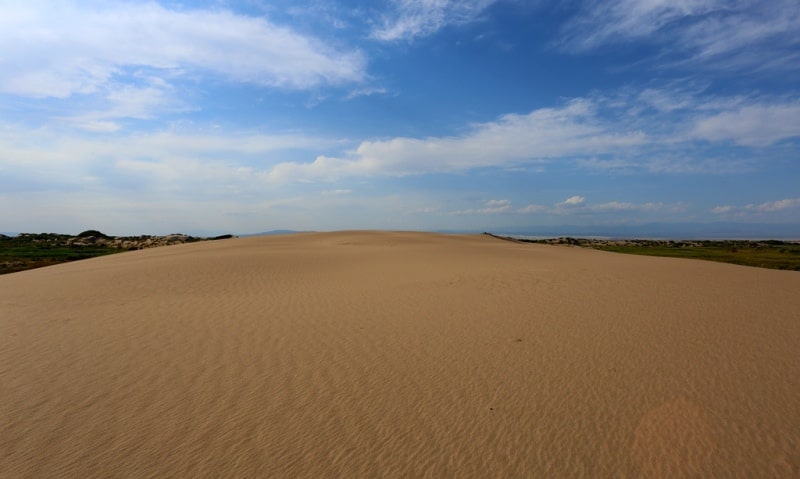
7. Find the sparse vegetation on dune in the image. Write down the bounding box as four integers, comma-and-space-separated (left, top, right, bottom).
0, 231, 233, 275
494, 234, 800, 271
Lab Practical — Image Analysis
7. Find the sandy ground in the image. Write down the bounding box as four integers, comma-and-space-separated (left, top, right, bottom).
1, 231, 799, 478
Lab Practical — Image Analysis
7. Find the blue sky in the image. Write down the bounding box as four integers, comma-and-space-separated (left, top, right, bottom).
1, 0, 799, 236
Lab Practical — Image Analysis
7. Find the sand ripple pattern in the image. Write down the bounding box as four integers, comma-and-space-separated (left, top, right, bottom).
1, 231, 799, 477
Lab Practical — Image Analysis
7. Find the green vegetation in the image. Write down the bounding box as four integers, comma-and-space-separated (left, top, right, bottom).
516, 236, 800, 271
76, 229, 110, 239
0, 233, 124, 274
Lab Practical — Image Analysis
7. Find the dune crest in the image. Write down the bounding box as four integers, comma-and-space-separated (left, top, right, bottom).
2, 231, 799, 477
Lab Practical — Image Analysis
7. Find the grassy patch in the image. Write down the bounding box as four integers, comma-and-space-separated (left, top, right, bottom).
510, 236, 800, 271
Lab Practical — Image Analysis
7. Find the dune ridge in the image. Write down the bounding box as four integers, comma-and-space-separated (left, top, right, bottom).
1, 231, 799, 477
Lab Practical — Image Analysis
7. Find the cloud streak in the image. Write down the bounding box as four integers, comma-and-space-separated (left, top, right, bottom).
371, 0, 498, 42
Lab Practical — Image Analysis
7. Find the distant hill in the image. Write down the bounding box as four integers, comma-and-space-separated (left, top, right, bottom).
240, 230, 310, 237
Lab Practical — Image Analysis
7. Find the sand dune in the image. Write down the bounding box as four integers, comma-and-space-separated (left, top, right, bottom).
1, 231, 799, 477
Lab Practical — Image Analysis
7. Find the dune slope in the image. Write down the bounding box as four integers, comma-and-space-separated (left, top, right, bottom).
1, 231, 798, 477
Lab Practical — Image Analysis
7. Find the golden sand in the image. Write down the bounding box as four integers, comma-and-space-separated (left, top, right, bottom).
1, 231, 798, 477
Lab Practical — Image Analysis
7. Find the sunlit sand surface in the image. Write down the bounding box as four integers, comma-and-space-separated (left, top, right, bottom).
2, 231, 798, 477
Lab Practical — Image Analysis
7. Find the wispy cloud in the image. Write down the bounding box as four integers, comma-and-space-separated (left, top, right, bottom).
712, 198, 800, 216
675, 0, 800, 70
557, 0, 720, 53
371, 0, 498, 42
56, 81, 189, 132
0, 1, 366, 99
557, 0, 800, 72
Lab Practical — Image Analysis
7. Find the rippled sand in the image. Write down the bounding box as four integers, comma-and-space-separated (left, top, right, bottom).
2, 231, 798, 477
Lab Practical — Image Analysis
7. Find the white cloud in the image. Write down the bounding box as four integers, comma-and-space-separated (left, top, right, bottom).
692, 102, 800, 146
0, 1, 366, 99
558, 195, 586, 207
371, 0, 498, 42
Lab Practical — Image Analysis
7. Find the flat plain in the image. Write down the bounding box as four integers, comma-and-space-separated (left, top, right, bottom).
1, 231, 798, 477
